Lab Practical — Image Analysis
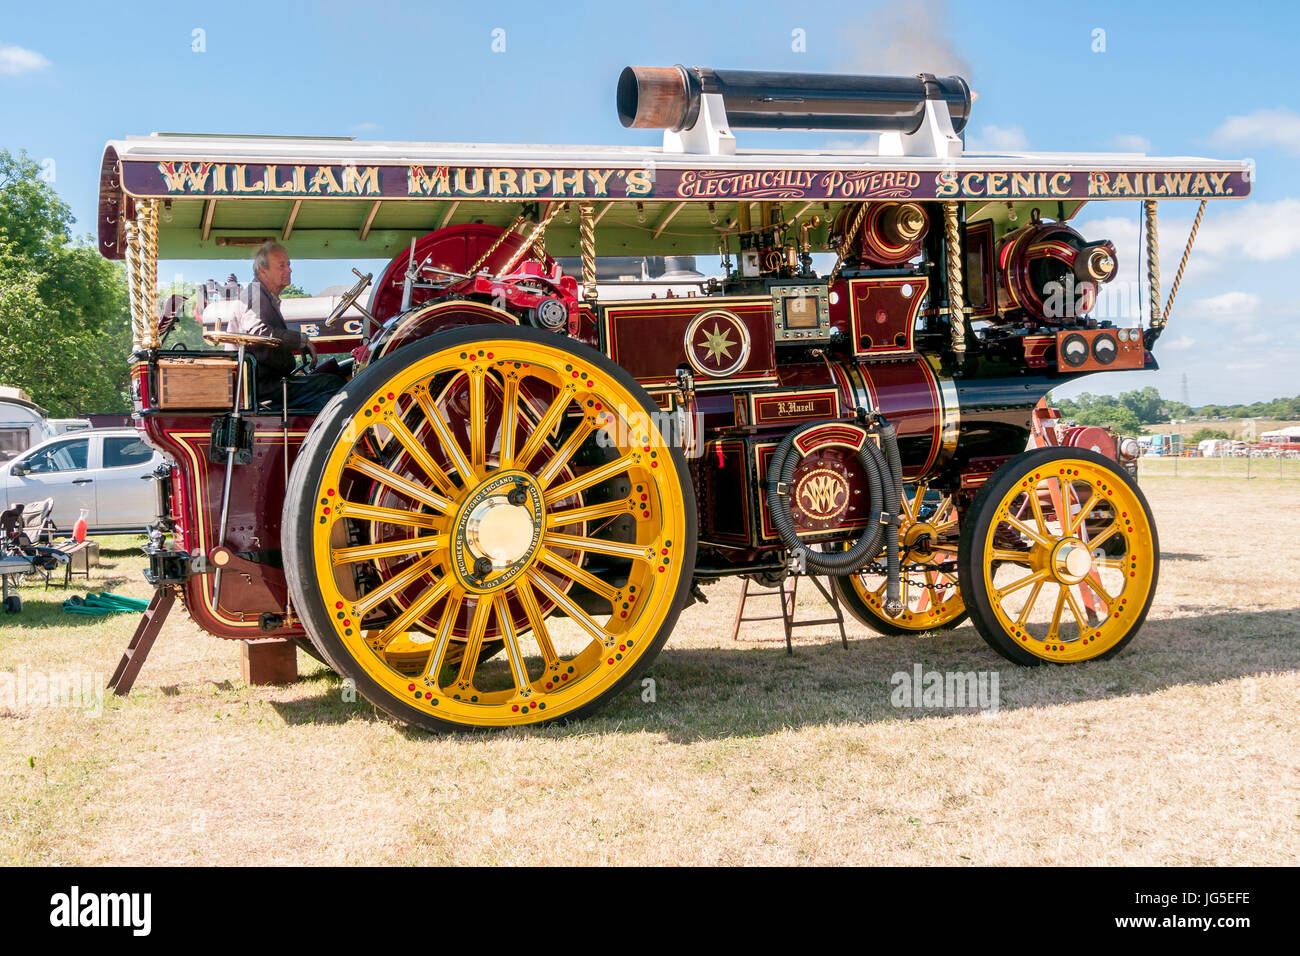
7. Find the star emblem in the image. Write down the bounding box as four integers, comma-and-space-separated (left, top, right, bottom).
684, 310, 749, 379
699, 323, 736, 365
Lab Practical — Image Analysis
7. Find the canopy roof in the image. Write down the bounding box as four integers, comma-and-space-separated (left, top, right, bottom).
98, 134, 1253, 261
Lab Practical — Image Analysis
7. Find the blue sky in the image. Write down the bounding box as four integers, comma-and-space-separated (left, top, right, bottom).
2, 0, 1297, 405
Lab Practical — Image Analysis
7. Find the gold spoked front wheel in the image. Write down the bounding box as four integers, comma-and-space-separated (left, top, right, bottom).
834, 482, 967, 635
284, 326, 695, 730
958, 448, 1159, 665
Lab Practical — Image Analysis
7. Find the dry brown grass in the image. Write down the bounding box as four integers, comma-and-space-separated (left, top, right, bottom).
2, 477, 1297, 866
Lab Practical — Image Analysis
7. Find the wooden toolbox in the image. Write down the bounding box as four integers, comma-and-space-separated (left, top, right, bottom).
156, 357, 238, 409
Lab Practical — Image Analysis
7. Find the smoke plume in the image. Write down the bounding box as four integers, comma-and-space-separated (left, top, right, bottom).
844, 0, 973, 79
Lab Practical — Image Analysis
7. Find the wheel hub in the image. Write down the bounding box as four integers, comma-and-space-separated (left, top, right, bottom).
466, 497, 535, 567
903, 522, 938, 564
450, 470, 545, 592
1051, 538, 1093, 584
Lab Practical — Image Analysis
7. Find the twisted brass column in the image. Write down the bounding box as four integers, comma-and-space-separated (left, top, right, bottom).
1144, 200, 1162, 328
580, 202, 598, 304
944, 201, 966, 357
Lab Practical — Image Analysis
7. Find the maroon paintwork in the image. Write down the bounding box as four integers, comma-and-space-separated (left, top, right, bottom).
140, 409, 311, 639
130, 222, 1073, 633
367, 223, 564, 323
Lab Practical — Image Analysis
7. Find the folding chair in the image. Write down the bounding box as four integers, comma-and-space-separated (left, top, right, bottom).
21, 497, 56, 546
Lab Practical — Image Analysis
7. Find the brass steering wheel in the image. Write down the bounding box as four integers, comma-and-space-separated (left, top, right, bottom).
202, 330, 279, 348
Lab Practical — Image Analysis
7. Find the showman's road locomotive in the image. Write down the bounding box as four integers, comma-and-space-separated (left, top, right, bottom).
98, 65, 1251, 729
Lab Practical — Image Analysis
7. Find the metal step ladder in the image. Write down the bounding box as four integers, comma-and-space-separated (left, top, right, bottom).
107, 588, 176, 695
730, 575, 848, 655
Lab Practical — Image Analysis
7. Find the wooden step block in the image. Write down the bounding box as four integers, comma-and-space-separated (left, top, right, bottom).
239, 638, 298, 686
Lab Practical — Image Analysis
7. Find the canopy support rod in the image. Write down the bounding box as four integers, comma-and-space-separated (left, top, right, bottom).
438, 200, 460, 230
1162, 199, 1206, 326
466, 213, 526, 276
127, 199, 160, 351
200, 199, 216, 241
829, 201, 868, 283
652, 201, 686, 239
944, 201, 966, 358
359, 200, 382, 240
580, 202, 598, 304
1145, 200, 1162, 328
281, 199, 302, 241
499, 203, 562, 276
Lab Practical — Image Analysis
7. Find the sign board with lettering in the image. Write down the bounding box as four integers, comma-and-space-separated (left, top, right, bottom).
98, 135, 1253, 261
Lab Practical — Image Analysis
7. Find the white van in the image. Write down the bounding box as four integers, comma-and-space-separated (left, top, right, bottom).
0, 428, 165, 533
0, 387, 93, 462
0, 390, 52, 463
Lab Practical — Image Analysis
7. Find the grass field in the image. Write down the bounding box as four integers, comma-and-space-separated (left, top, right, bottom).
2, 476, 1297, 866
1138, 456, 1300, 479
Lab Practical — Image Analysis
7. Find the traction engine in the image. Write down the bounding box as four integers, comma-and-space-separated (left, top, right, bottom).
104, 62, 1222, 731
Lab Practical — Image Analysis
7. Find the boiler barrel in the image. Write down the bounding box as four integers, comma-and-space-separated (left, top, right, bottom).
617, 65, 972, 134
767, 361, 1055, 482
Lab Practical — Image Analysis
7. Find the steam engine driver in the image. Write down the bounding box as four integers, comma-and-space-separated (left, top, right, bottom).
232, 241, 345, 411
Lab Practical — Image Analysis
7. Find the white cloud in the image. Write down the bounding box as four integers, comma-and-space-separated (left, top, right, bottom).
1188, 198, 1300, 262
1112, 134, 1151, 153
351, 122, 381, 134
1161, 335, 1197, 351
1077, 215, 1138, 253
0, 44, 50, 76
1211, 108, 1300, 156
968, 124, 1029, 151
1188, 291, 1261, 320
1081, 200, 1300, 272
825, 135, 881, 152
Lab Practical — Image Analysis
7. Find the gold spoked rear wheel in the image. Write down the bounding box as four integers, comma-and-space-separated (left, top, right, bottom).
958, 447, 1158, 665
284, 326, 695, 730
834, 482, 967, 635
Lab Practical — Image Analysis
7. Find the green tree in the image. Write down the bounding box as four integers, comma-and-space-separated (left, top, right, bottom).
156, 279, 213, 350
0, 149, 71, 259
0, 250, 126, 414
1189, 428, 1230, 443
1117, 386, 1164, 425
0, 149, 131, 416
1072, 401, 1142, 433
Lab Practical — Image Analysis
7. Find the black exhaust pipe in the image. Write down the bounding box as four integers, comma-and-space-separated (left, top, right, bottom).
617, 65, 971, 134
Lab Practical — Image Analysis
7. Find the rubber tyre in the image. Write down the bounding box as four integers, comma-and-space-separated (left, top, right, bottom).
831, 481, 966, 636
283, 324, 697, 731
958, 446, 1159, 666
832, 575, 967, 636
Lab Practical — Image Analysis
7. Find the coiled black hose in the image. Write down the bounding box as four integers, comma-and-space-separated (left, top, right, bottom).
765, 420, 905, 611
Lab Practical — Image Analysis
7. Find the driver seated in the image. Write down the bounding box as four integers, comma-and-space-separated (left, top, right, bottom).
228, 242, 345, 412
